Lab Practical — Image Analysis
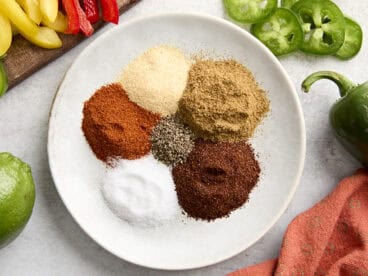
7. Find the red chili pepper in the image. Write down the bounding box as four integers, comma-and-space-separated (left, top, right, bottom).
83, 0, 99, 24
100, 0, 119, 24
62, 0, 80, 34
75, 1, 94, 36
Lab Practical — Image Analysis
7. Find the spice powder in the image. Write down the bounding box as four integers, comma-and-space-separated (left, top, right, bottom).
150, 115, 195, 167
173, 139, 261, 221
82, 83, 160, 163
179, 59, 270, 142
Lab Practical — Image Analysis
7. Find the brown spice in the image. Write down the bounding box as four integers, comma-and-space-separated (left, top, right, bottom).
82, 83, 160, 163
172, 139, 260, 220
179, 60, 270, 142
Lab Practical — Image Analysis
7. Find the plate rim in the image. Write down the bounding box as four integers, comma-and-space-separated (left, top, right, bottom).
47, 12, 306, 271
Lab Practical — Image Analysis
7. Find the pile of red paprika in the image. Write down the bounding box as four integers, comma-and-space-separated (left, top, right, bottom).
62, 0, 119, 37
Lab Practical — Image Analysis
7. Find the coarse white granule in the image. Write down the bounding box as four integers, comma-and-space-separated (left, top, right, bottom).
101, 155, 180, 228
118, 45, 191, 116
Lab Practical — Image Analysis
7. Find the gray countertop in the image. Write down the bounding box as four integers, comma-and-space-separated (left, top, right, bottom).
0, 0, 365, 275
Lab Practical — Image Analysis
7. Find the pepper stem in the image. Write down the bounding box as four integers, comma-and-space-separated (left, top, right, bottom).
302, 71, 357, 97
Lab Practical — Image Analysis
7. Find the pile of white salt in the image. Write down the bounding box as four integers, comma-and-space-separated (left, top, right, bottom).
101, 155, 180, 228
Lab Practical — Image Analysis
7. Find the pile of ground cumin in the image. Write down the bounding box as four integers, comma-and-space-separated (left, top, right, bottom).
179, 60, 269, 142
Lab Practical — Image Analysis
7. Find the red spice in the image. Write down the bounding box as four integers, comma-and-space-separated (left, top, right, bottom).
172, 139, 260, 221
82, 83, 160, 163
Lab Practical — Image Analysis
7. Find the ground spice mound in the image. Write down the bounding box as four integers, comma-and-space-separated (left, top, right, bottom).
179, 60, 270, 142
150, 115, 195, 167
118, 45, 191, 116
82, 83, 160, 163
172, 139, 260, 221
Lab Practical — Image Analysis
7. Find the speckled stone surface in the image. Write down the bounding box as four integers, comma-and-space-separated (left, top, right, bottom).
0, 0, 365, 275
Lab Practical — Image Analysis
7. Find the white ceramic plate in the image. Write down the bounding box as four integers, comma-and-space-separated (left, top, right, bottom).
48, 13, 306, 270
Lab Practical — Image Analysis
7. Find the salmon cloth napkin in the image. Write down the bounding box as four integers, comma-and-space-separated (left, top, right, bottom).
229, 169, 368, 276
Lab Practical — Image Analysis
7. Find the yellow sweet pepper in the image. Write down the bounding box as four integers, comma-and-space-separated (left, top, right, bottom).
22, 27, 62, 49
39, 0, 58, 23
11, 24, 19, 36
0, 0, 38, 36
0, 0, 62, 49
16, 0, 42, 25
0, 13, 12, 56
42, 11, 67, 33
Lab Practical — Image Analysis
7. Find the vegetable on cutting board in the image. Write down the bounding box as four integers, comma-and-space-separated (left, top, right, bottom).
0, 0, 121, 96
224, 0, 277, 24
101, 0, 120, 24
62, 0, 94, 36
22, 26, 62, 49
0, 0, 62, 49
84, 0, 100, 24
42, 11, 68, 33
0, 13, 12, 56
16, 0, 42, 25
76, 1, 94, 36
11, 24, 19, 35
251, 8, 303, 56
39, 0, 58, 23
0, 0, 38, 36
62, 0, 80, 34
302, 71, 368, 166
0, 0, 120, 52
0, 61, 8, 97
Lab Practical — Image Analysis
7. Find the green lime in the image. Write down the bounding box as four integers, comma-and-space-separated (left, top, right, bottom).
0, 152, 35, 248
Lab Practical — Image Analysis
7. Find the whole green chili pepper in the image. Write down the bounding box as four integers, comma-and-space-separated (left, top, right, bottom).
302, 71, 368, 166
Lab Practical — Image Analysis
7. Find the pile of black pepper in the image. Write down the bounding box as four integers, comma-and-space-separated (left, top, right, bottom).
150, 115, 195, 166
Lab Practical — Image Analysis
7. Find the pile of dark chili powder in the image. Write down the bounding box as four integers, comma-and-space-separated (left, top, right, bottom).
173, 140, 260, 220
81, 52, 269, 222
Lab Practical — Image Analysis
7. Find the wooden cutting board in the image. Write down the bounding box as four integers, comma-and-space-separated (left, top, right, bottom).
4, 0, 140, 89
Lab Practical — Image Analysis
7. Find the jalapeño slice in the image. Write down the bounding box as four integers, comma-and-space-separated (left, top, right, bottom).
251, 8, 303, 56
335, 16, 363, 60
224, 0, 277, 24
281, 0, 298, 9
292, 0, 345, 55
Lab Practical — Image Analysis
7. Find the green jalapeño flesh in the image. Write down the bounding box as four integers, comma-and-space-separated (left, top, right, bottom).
251, 8, 303, 56
335, 16, 363, 60
224, 0, 278, 24
292, 0, 345, 55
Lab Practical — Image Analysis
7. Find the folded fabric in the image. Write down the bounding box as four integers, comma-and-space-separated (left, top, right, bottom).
229, 169, 368, 276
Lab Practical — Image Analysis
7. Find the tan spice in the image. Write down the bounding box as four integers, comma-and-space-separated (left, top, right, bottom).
118, 45, 191, 116
178, 60, 270, 142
